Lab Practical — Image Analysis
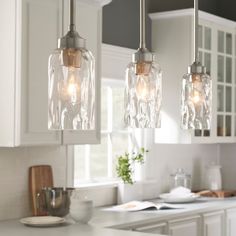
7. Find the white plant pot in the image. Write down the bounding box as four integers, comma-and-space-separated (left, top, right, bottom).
117, 182, 143, 204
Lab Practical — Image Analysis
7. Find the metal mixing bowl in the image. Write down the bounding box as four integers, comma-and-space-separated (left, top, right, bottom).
39, 187, 74, 217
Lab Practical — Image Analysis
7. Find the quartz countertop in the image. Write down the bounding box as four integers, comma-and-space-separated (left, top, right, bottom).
2, 197, 236, 236
91, 197, 236, 228
0, 220, 165, 236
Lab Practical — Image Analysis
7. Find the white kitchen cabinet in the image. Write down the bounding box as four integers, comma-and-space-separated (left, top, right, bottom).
202, 211, 224, 236
20, 0, 62, 146
168, 216, 201, 236
150, 9, 236, 144
0, 0, 108, 146
226, 208, 236, 236
133, 222, 168, 235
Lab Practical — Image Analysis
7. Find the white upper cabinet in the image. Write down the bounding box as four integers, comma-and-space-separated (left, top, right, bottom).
0, 0, 108, 146
150, 9, 236, 144
20, 0, 62, 146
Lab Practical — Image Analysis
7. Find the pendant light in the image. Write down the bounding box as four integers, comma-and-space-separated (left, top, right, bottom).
124, 0, 162, 128
48, 0, 95, 130
181, 0, 212, 130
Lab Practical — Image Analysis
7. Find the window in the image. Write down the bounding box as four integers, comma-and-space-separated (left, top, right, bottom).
73, 79, 133, 186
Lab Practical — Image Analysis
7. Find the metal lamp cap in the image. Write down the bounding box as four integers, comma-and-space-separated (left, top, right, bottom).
132, 47, 154, 63
188, 61, 206, 74
58, 30, 86, 49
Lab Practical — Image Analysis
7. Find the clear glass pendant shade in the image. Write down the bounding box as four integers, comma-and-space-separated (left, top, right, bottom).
181, 72, 212, 130
124, 59, 162, 128
48, 48, 95, 130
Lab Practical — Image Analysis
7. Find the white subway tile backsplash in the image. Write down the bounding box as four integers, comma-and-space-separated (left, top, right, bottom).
0, 146, 67, 221
0, 142, 231, 221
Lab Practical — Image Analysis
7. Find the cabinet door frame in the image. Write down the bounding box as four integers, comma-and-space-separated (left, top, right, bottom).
226, 207, 236, 236
17, 0, 63, 146
168, 215, 201, 236
191, 17, 236, 144
202, 210, 225, 236
133, 222, 168, 235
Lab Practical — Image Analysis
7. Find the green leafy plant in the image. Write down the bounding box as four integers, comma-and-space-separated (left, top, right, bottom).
116, 147, 149, 184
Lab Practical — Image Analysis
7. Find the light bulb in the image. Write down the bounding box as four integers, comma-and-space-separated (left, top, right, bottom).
60, 67, 80, 105
135, 75, 151, 101
191, 74, 202, 104
135, 62, 154, 101
192, 90, 201, 104
67, 69, 80, 104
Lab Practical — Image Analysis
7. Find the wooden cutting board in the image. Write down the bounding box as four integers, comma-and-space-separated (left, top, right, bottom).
196, 190, 236, 198
29, 165, 54, 216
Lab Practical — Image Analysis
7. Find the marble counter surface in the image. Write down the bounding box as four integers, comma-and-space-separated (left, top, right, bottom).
91, 197, 236, 228
2, 197, 236, 236
0, 220, 166, 236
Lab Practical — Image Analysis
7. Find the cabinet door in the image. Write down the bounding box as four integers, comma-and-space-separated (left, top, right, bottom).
203, 211, 224, 236
62, 1, 101, 144
19, 0, 62, 145
134, 222, 168, 235
168, 216, 201, 236
215, 28, 235, 142
0, 0, 16, 146
226, 208, 236, 236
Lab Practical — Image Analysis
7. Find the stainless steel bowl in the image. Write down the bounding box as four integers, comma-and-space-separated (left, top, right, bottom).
38, 187, 74, 217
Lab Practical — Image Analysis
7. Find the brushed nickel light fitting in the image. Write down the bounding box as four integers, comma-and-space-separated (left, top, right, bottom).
181, 0, 212, 130
48, 0, 95, 130
124, 0, 162, 128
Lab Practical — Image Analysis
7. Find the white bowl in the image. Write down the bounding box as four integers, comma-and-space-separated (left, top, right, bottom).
70, 200, 93, 223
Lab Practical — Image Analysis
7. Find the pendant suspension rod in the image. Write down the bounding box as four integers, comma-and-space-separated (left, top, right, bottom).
140, 0, 146, 48
194, 0, 199, 62
69, 0, 76, 31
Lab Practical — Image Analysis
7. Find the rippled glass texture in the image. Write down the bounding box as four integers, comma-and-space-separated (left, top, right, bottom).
181, 72, 212, 130
48, 48, 95, 130
124, 60, 162, 128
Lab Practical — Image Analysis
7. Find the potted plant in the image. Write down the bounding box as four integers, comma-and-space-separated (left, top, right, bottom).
116, 148, 148, 204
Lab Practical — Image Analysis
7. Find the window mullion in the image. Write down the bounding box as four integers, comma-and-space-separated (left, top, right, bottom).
107, 133, 113, 178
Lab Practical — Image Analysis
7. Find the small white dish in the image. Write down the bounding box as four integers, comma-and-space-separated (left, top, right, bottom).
159, 193, 200, 203
20, 216, 65, 227
70, 200, 93, 223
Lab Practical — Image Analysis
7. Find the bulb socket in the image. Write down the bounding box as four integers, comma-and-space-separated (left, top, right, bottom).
58, 29, 86, 50
132, 48, 153, 63
132, 48, 153, 75
61, 48, 82, 68
188, 61, 206, 74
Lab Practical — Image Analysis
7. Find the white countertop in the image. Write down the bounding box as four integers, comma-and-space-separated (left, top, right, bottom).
0, 220, 165, 236
91, 197, 236, 228
2, 197, 236, 236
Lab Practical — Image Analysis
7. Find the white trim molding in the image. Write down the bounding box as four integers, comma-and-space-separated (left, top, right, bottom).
149, 9, 236, 28
102, 44, 135, 80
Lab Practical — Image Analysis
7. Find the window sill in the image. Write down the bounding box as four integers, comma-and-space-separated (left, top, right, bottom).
74, 180, 119, 190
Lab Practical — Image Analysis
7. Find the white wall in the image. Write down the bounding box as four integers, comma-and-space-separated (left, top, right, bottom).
0, 142, 229, 221
144, 143, 219, 194
219, 144, 236, 190
0, 146, 67, 221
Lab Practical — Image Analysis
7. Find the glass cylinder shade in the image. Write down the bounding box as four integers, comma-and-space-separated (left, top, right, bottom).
181, 72, 212, 130
48, 48, 95, 130
124, 60, 162, 128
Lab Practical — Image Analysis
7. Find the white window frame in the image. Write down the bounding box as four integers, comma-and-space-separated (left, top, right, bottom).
66, 78, 134, 187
